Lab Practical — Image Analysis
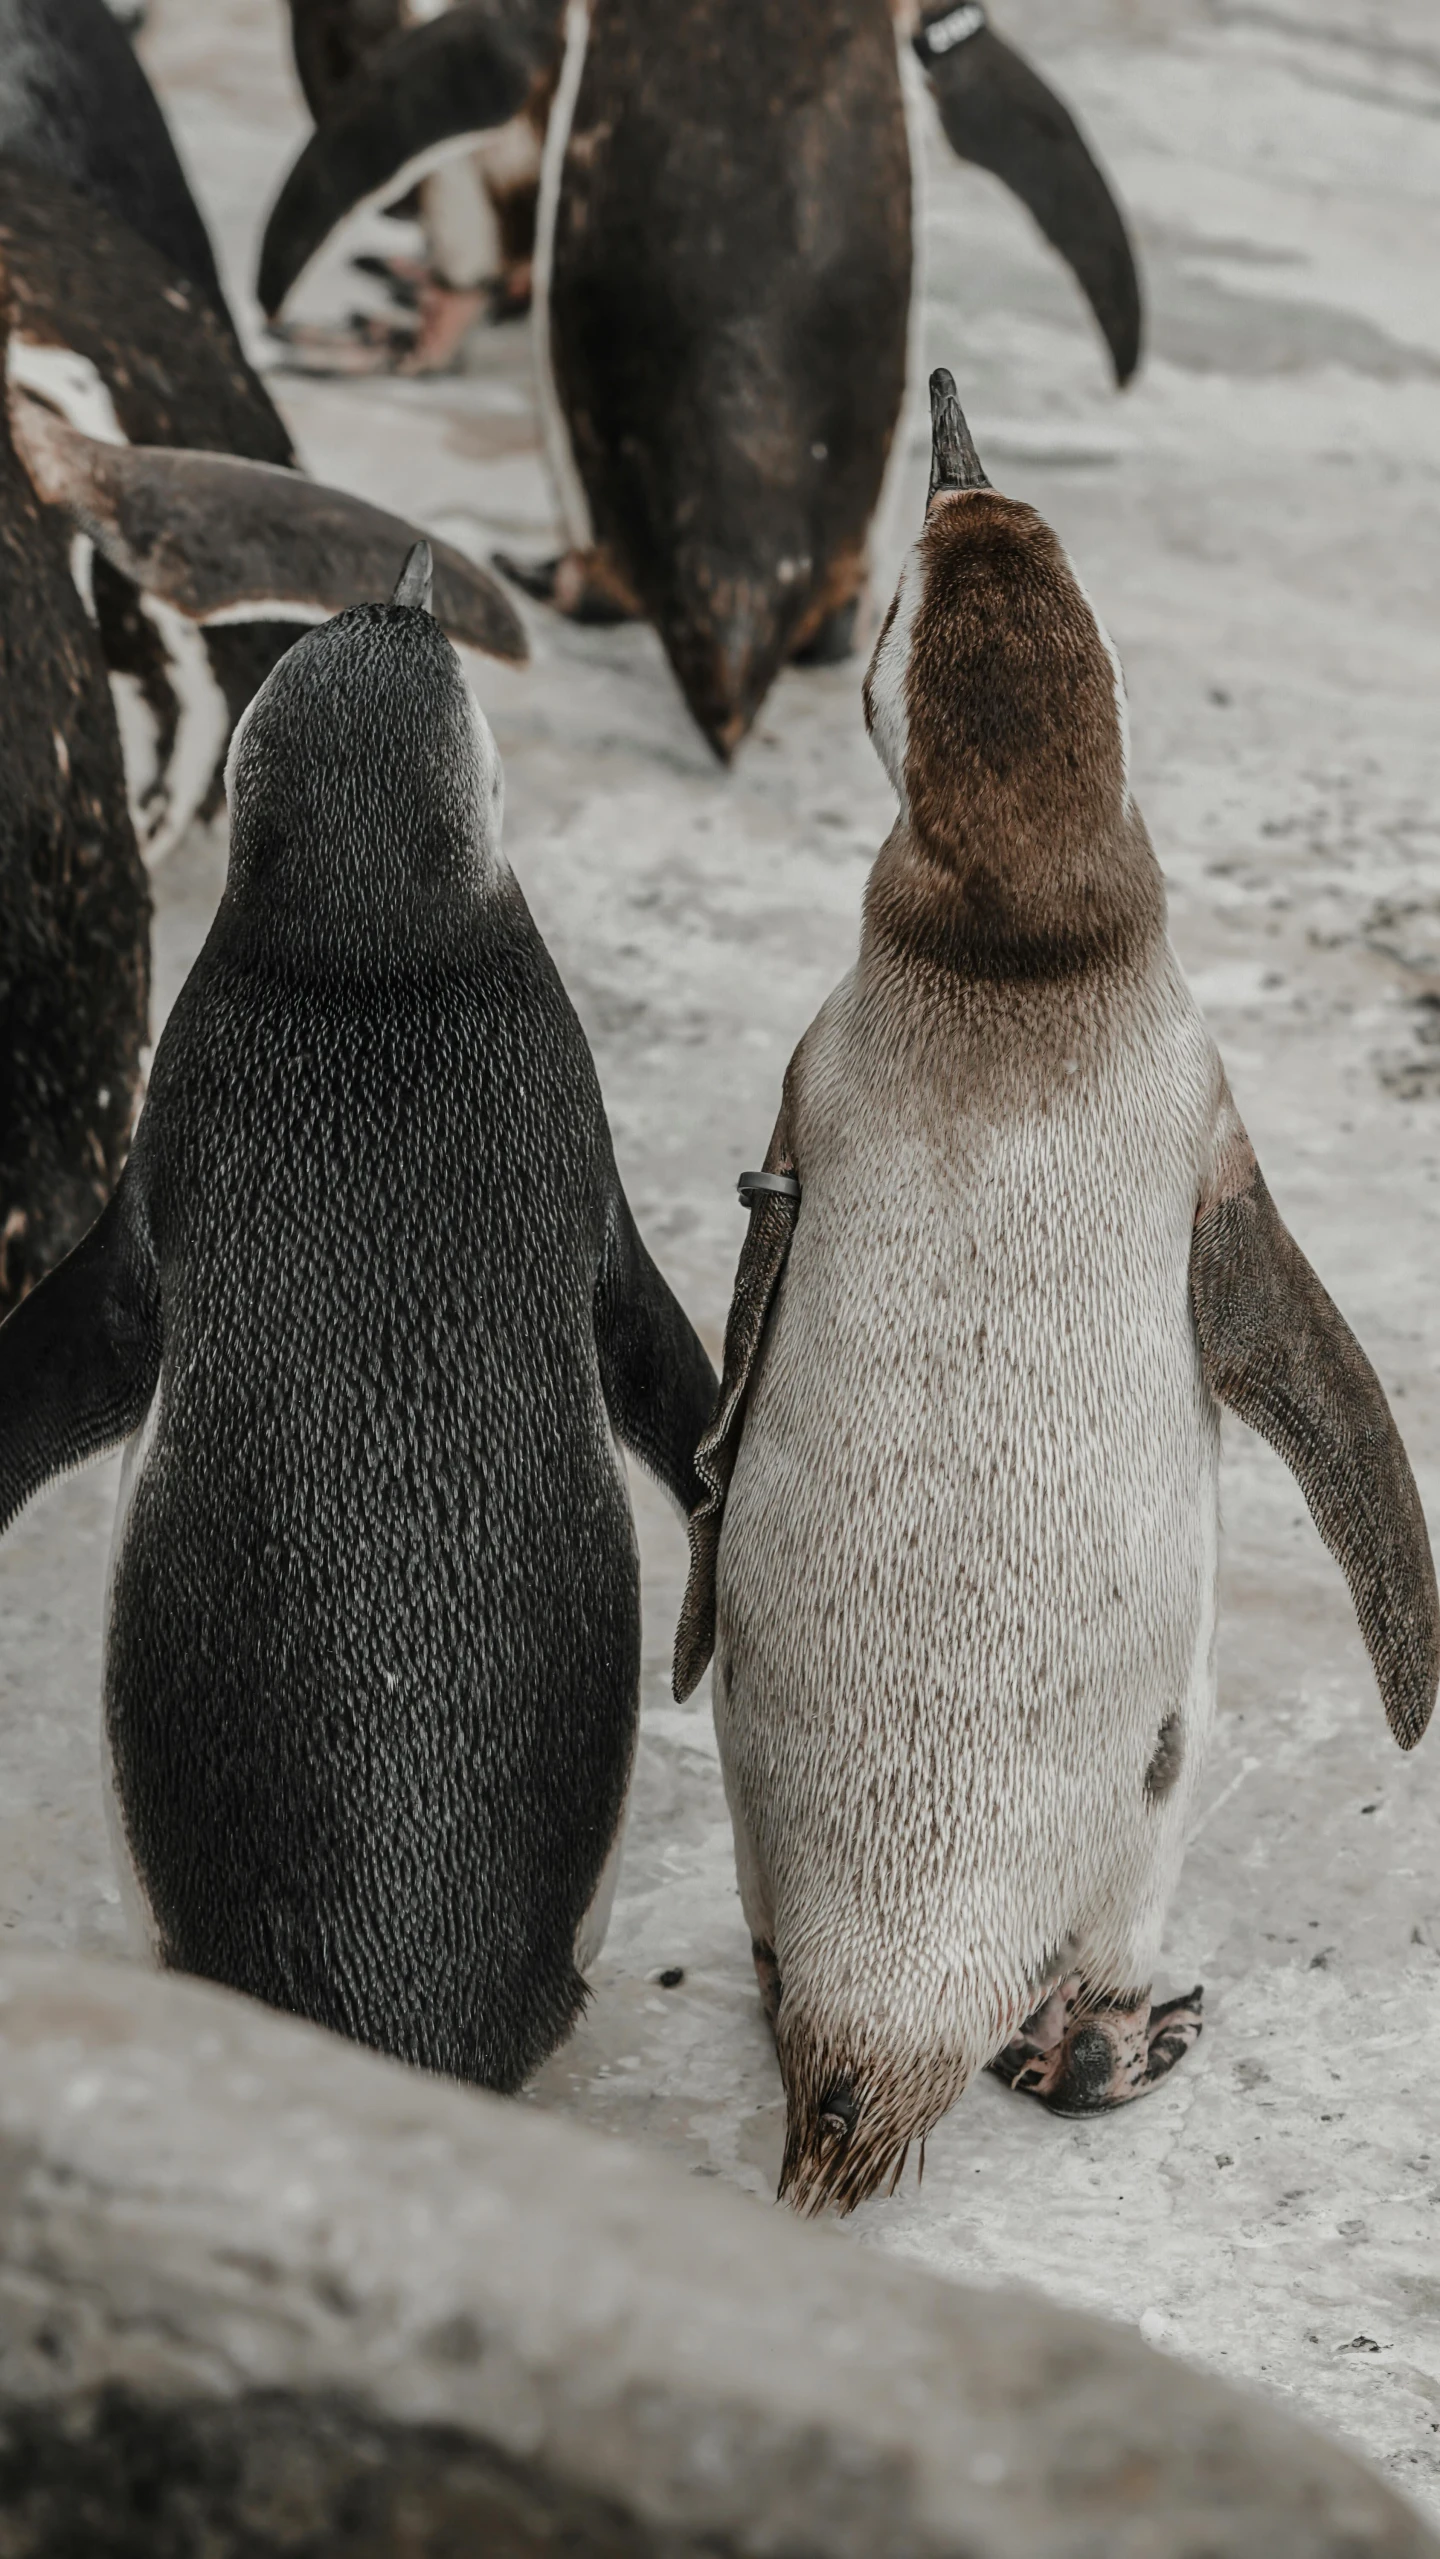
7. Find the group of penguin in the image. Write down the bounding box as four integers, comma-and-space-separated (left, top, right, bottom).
0, 0, 1435, 2217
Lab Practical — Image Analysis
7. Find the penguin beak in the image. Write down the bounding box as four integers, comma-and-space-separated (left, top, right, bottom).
927, 368, 990, 511
391, 539, 434, 613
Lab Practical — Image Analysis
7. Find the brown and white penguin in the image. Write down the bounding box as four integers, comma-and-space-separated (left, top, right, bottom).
672, 370, 1440, 2214
257, 0, 1141, 758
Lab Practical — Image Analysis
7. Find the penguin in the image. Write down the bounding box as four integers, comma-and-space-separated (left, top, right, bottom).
282, 0, 548, 365
671, 371, 1440, 2214
0, 295, 148, 1314
0, 158, 526, 862
288, 0, 408, 113
0, 0, 228, 313
256, 0, 1142, 757
0, 546, 718, 2086
0, 2, 517, 829
0, 238, 523, 1312
0, 154, 300, 862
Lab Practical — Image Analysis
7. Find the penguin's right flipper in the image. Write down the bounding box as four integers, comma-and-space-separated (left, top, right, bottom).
0, 1175, 161, 1540
912, 6, 1142, 386
258, 4, 545, 318
11, 396, 528, 666
672, 1120, 799, 1703
1190, 1101, 1439, 1751
594, 1188, 719, 1524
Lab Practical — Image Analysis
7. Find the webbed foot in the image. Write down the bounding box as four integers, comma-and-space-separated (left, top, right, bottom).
991, 1974, 1203, 2114
491, 547, 642, 625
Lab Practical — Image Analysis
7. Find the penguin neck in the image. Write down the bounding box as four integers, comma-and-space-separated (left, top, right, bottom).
219, 849, 504, 983
864, 795, 1165, 987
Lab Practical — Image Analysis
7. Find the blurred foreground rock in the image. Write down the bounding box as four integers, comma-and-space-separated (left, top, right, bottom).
0, 1954, 1432, 2557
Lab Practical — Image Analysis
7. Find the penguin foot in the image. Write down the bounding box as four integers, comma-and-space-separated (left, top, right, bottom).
266, 312, 418, 378
351, 251, 426, 311
352, 253, 532, 327
491, 547, 642, 626
395, 284, 490, 375
990, 1976, 1203, 2115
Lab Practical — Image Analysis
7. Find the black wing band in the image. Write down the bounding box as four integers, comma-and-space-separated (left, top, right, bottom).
737, 1170, 801, 1207
914, 7, 1142, 386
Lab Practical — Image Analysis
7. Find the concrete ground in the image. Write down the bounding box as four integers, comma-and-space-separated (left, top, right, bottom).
3, 0, 1439, 2512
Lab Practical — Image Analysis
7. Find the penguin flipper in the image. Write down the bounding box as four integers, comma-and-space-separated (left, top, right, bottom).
594, 1188, 718, 1523
258, 4, 542, 318
1190, 1105, 1439, 1751
912, 8, 1142, 386
672, 1125, 799, 1704
0, 1175, 161, 1541
10, 398, 528, 666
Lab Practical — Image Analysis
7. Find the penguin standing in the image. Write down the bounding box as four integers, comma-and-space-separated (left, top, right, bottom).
0, 287, 520, 1312
0, 550, 716, 2085
673, 374, 1439, 2213
0, 293, 147, 1311
282, 0, 549, 366
258, 0, 1142, 757
0, 0, 228, 311
0, 122, 523, 1307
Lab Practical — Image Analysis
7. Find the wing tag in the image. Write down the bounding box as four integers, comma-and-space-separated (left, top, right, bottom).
737, 1170, 802, 1208
915, 3, 987, 62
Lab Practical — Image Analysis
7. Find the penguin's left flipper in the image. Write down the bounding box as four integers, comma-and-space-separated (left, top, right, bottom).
672, 1118, 799, 1702
0, 1175, 160, 1540
911, 6, 1142, 386
257, 3, 543, 319
10, 393, 527, 665
1191, 1105, 1440, 1751
594, 1187, 719, 1524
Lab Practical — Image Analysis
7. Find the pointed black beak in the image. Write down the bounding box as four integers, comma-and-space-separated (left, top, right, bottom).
391, 539, 434, 612
927, 368, 990, 508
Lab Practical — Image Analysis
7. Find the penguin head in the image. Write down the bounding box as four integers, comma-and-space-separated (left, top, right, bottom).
223, 544, 506, 962
862, 370, 1155, 975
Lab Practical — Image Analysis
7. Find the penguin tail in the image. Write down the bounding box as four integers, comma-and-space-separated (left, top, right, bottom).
775, 2024, 969, 2217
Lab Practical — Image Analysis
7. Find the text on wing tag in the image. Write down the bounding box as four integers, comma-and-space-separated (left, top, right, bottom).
918, 2, 987, 57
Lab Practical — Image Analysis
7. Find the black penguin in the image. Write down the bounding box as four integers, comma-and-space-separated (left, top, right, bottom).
257, 0, 1141, 758
287, 0, 407, 118
0, 299, 147, 1312
0, 0, 227, 312
2, 158, 526, 858
0, 551, 717, 2087
0, 155, 301, 829
275, 0, 554, 368
0, 196, 522, 1309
